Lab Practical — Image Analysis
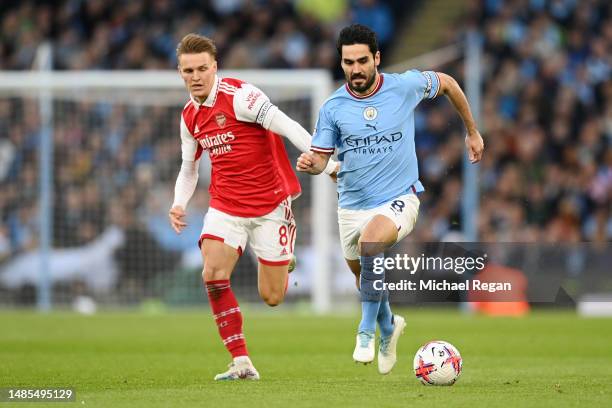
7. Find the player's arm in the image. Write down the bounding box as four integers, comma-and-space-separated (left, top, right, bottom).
267, 110, 338, 175
436, 72, 484, 163
296, 102, 340, 178
169, 117, 201, 234
233, 83, 338, 176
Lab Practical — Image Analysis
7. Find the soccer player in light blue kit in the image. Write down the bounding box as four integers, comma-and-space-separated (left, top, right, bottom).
297, 24, 484, 374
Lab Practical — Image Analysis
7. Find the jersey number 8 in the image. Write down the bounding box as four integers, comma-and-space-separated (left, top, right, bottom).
278, 225, 288, 246
390, 199, 405, 214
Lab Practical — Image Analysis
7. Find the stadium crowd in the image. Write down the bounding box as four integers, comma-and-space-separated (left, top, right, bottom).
0, 0, 610, 301
411, 0, 610, 244
0, 0, 400, 77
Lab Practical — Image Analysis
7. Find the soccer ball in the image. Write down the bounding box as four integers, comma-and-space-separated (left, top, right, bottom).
413, 340, 462, 386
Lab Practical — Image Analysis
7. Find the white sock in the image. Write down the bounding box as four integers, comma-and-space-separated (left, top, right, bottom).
233, 355, 252, 365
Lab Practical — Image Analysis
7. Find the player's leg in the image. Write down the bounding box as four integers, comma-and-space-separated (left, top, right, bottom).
345, 255, 377, 362
371, 193, 419, 374
346, 258, 361, 289
338, 208, 378, 363
202, 238, 239, 281
358, 214, 397, 340
250, 197, 295, 307
199, 209, 258, 380
344, 255, 397, 367
258, 263, 289, 306
357, 213, 398, 336
353, 214, 397, 362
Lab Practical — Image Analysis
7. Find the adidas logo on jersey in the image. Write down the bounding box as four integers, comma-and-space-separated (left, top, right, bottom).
280, 248, 288, 256
194, 124, 200, 134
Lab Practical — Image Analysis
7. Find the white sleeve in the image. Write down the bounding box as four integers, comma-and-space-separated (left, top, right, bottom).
173, 116, 200, 208
180, 116, 198, 161
267, 109, 338, 175
233, 83, 279, 129
172, 159, 200, 209
268, 109, 311, 152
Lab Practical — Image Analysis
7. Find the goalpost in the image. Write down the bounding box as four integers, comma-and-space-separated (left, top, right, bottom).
0, 69, 336, 313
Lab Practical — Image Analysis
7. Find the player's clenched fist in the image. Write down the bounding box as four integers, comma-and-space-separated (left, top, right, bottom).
297, 152, 340, 183
465, 130, 484, 164
296, 152, 317, 173
168, 205, 187, 234
296, 152, 331, 175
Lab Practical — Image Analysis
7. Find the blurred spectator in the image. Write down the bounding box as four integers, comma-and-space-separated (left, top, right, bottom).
0, 225, 10, 262
350, 0, 394, 49
411, 0, 611, 244
296, 0, 348, 24
0, 0, 402, 73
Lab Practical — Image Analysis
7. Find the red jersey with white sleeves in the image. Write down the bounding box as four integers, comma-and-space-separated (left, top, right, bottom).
180, 76, 301, 217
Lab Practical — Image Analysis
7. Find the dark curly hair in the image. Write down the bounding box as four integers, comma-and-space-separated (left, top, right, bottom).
336, 24, 379, 56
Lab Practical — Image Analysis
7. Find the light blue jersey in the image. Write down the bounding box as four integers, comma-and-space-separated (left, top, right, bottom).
312, 70, 440, 210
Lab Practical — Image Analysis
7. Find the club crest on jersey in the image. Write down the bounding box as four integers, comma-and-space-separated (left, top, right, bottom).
363, 106, 378, 121
215, 113, 227, 128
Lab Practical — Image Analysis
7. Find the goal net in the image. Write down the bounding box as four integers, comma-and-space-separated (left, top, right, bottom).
0, 70, 341, 313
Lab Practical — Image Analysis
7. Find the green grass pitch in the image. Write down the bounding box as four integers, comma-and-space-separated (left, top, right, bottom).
1, 308, 611, 407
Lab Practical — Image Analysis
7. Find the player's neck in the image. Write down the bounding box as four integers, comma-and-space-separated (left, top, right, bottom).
192, 81, 215, 105
192, 91, 209, 105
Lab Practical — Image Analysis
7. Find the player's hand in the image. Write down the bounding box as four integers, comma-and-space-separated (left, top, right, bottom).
168, 205, 187, 234
296, 152, 323, 175
465, 130, 484, 164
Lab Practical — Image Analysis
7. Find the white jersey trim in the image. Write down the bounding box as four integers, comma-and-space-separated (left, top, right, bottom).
219, 80, 238, 95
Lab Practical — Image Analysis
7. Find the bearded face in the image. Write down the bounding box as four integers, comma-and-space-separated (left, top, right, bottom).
340, 44, 380, 95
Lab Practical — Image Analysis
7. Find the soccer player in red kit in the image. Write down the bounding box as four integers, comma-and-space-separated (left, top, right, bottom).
168, 34, 337, 381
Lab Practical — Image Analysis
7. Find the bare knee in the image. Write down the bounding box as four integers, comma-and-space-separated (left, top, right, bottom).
202, 264, 230, 282
357, 237, 390, 257
200, 239, 239, 282
358, 216, 398, 255
260, 292, 284, 307
257, 263, 288, 307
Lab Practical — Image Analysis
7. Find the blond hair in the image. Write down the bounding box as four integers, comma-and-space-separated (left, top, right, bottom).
176, 33, 217, 60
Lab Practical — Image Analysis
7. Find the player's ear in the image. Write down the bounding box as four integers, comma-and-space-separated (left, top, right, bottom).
374, 51, 381, 68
